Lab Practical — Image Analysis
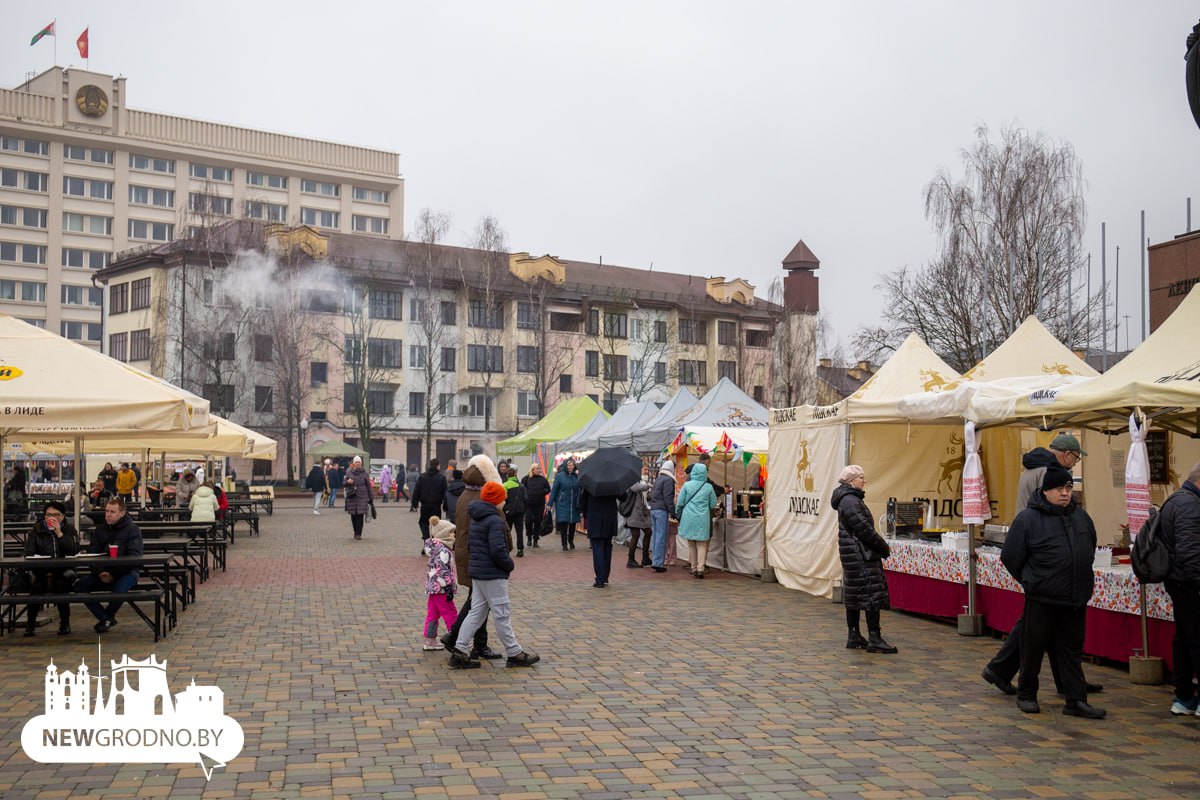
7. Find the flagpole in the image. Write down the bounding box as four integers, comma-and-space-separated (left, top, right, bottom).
54, 19, 57, 66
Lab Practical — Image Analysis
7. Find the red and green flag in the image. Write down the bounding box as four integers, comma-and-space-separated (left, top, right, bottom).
30, 21, 55, 46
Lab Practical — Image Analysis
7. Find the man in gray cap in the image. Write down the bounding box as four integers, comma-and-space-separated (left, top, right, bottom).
983, 432, 1101, 697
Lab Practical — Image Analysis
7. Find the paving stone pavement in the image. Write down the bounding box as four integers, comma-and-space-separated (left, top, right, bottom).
0, 498, 1197, 799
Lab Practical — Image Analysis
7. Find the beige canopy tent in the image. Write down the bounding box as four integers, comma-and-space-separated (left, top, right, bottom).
19, 415, 275, 460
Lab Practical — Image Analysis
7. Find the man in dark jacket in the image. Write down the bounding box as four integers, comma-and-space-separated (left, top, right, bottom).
1161, 461, 1200, 715
984, 434, 1101, 697
649, 461, 677, 573
327, 461, 344, 508
443, 469, 466, 518
449, 481, 539, 669
411, 459, 448, 544
1001, 466, 1105, 718
73, 497, 145, 633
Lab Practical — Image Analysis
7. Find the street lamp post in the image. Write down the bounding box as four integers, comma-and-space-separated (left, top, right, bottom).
299, 418, 309, 487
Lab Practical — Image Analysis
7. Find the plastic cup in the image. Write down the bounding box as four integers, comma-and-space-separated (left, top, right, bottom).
108, 545, 118, 558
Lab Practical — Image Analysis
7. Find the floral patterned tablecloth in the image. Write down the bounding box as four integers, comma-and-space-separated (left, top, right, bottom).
883, 538, 1174, 622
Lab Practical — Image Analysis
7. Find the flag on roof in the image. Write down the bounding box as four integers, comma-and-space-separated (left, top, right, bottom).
30, 21, 55, 46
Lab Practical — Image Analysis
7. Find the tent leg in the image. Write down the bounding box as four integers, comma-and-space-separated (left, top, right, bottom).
1129, 583, 1164, 684
958, 523, 984, 636
73, 437, 83, 533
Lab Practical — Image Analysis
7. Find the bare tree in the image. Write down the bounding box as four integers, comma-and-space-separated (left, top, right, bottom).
461, 216, 510, 432
855, 123, 1103, 372
767, 276, 819, 407
585, 305, 673, 409
408, 208, 455, 463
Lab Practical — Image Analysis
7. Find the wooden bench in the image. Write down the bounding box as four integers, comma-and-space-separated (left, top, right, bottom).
0, 589, 167, 641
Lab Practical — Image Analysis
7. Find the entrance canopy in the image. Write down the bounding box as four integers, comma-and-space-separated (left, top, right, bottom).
496, 396, 608, 456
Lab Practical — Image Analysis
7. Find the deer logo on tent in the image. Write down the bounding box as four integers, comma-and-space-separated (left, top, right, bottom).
937, 432, 964, 494
794, 439, 815, 492
1041, 363, 1075, 376
919, 370, 962, 393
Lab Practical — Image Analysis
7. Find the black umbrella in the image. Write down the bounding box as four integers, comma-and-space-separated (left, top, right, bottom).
576, 447, 643, 497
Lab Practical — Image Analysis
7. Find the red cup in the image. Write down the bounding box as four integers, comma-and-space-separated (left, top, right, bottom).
108, 545, 118, 558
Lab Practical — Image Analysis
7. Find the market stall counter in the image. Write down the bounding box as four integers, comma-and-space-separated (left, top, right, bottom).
881, 537, 1176, 668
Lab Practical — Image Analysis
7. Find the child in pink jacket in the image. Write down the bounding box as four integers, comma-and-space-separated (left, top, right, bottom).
423, 517, 458, 650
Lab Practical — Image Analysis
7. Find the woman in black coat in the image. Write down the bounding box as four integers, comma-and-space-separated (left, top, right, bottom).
831, 465, 898, 654
22, 501, 80, 636
520, 464, 551, 549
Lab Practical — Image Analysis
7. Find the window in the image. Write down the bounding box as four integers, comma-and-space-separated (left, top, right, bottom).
244, 201, 287, 222
130, 329, 151, 361
63, 145, 85, 161
204, 332, 237, 361
631, 360, 644, 382
655, 320, 668, 343
630, 318, 644, 341
603, 354, 628, 381
718, 320, 737, 346
586, 308, 600, 335
440, 300, 457, 325
678, 318, 708, 345
344, 335, 363, 365
466, 344, 503, 372
246, 171, 287, 189
109, 332, 128, 362
517, 345, 539, 373
20, 318, 45, 329
408, 344, 426, 369
604, 312, 628, 339
128, 219, 174, 241
129, 154, 175, 173
62, 248, 108, 269
0, 280, 14, 300
352, 187, 390, 203
603, 393, 625, 414
60, 321, 102, 342
585, 351, 599, 378
516, 302, 538, 330
189, 163, 232, 182
367, 338, 403, 368
467, 394, 493, 418
62, 213, 112, 235
251, 385, 273, 413
301, 179, 340, 197
438, 393, 454, 415
61, 176, 83, 196
559, 374, 572, 393
550, 312, 580, 332
655, 362, 667, 384
440, 347, 456, 372
1, 242, 46, 264
310, 362, 328, 386
63, 176, 112, 199
129, 185, 175, 207
19, 139, 49, 156
409, 297, 427, 322
343, 384, 395, 416
21, 282, 46, 302
1, 206, 46, 228
300, 207, 339, 228
517, 392, 539, 418
369, 290, 402, 320
753, 385, 765, 404
343, 285, 364, 315
131, 278, 151, 310
65, 145, 111, 163
745, 329, 770, 348
109, 283, 129, 314
408, 392, 425, 417
203, 384, 236, 414
189, 193, 232, 215
6, 171, 49, 192
254, 334, 274, 361
678, 359, 707, 385
61, 285, 102, 307
467, 299, 504, 329
351, 214, 390, 234
718, 360, 737, 382
91, 148, 113, 164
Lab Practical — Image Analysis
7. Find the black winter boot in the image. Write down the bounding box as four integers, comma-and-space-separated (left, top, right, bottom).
846, 629, 868, 649
866, 631, 898, 654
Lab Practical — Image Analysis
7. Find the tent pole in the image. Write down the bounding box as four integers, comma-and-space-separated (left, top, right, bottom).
1, 433, 6, 542
73, 437, 82, 533
1140, 583, 1150, 658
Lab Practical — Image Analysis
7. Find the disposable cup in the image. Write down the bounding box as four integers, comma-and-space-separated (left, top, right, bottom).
108, 545, 118, 558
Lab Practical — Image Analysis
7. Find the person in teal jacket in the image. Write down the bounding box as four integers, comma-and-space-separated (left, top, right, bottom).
675, 463, 718, 578
548, 458, 581, 551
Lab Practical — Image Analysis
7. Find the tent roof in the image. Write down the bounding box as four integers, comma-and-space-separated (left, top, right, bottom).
844, 332, 963, 422
961, 316, 1098, 382
0, 315, 208, 438
308, 439, 368, 458
495, 396, 608, 456
595, 400, 663, 449
630, 387, 699, 452
994, 285, 1200, 435
552, 411, 613, 452
671, 377, 769, 429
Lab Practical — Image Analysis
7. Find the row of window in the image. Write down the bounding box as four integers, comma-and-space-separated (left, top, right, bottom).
108, 329, 150, 361
63, 212, 174, 242
108, 278, 151, 314
0, 241, 46, 265
1, 168, 48, 192
1, 137, 49, 155
0, 279, 45, 303
1, 205, 47, 229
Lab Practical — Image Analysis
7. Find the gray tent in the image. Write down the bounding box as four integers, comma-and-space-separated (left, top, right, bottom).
594, 400, 662, 449
547, 411, 611, 460
629, 387, 699, 452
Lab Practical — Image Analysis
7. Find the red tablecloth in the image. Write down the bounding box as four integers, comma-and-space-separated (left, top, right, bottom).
885, 571, 968, 619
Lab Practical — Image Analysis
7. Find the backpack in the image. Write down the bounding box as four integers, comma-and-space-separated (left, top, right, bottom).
618, 490, 639, 518
1131, 502, 1170, 584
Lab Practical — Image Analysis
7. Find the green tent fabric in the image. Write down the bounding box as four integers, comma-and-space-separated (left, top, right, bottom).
308, 439, 368, 459
496, 396, 609, 456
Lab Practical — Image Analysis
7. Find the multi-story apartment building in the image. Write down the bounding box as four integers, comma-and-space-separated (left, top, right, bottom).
0, 67, 402, 346
97, 223, 781, 482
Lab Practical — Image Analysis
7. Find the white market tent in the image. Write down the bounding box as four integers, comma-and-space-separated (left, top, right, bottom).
667, 377, 769, 455
594, 400, 663, 450
545, 411, 612, 464
21, 414, 276, 460
767, 333, 964, 597
629, 387, 698, 452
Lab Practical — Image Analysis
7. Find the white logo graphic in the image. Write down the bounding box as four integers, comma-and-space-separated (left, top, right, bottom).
21, 651, 244, 780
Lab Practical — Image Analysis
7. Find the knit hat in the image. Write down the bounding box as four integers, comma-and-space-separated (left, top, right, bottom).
427, 516, 456, 542
1042, 465, 1075, 491
659, 460, 675, 476
1049, 433, 1086, 456
838, 465, 865, 485
480, 481, 507, 506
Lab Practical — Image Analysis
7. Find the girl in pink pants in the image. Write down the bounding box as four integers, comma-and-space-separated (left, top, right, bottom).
423, 518, 458, 649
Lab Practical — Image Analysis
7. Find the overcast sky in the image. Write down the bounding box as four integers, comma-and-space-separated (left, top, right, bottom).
4, 2, 1197, 356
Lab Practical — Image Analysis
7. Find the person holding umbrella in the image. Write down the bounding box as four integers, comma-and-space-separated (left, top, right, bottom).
577, 447, 644, 588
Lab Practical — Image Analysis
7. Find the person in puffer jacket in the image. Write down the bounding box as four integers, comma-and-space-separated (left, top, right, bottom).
448, 482, 539, 669
440, 454, 504, 660
1159, 462, 1200, 715
1001, 465, 1104, 719
189, 481, 220, 523
831, 465, 897, 654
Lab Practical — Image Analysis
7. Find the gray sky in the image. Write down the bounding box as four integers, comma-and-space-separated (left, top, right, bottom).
5, 1, 1197, 356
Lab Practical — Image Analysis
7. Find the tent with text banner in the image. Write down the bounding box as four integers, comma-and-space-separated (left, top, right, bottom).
767, 333, 964, 597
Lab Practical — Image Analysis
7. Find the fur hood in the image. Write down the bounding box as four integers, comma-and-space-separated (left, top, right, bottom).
463, 454, 501, 487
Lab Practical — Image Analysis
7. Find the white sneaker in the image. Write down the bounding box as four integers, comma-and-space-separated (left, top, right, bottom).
1170, 697, 1198, 715
313, 510, 320, 515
